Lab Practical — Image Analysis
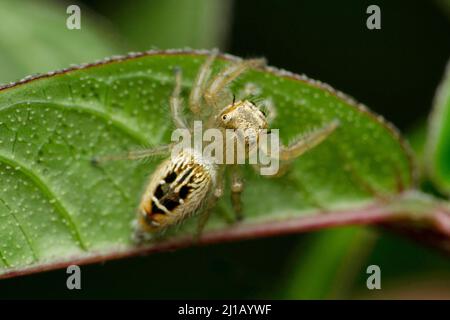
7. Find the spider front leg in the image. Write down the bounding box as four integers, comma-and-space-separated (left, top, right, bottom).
189, 49, 219, 114
279, 120, 339, 161
257, 120, 340, 177
204, 58, 266, 107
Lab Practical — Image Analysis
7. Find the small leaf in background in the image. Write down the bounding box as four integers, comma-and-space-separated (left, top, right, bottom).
278, 227, 377, 299
351, 231, 450, 299
435, 0, 450, 20
0, 0, 121, 84
407, 120, 427, 163
0, 51, 415, 278
99, 0, 231, 50
426, 60, 450, 195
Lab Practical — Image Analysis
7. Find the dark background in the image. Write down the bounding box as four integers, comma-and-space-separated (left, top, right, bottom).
229, 0, 450, 132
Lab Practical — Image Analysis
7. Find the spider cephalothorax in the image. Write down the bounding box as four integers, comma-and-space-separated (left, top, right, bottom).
217, 100, 270, 161
218, 100, 268, 132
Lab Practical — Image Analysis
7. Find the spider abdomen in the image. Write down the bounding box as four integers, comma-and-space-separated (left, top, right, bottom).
137, 148, 216, 232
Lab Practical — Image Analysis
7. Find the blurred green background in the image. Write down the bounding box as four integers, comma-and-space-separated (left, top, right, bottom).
0, 0, 449, 299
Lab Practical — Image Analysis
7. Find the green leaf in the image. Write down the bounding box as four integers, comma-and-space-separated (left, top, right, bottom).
0, 0, 120, 84
426, 60, 450, 195
435, 0, 450, 20
0, 50, 415, 278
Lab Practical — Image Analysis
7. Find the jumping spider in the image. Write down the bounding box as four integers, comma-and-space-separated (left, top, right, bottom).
94, 50, 339, 240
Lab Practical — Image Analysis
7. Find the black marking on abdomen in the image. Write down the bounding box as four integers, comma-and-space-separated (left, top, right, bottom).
150, 169, 195, 215
179, 185, 190, 199
151, 201, 164, 215
165, 171, 177, 183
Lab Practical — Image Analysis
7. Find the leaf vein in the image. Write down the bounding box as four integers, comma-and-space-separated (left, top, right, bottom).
0, 100, 151, 146
0, 153, 88, 251
0, 197, 38, 262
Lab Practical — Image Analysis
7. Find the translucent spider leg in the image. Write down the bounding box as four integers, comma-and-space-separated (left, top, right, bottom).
195, 165, 225, 239
91, 144, 172, 165
255, 120, 340, 177
170, 68, 188, 129
189, 49, 219, 114
230, 164, 244, 221
204, 58, 266, 107
262, 98, 277, 124
278, 120, 340, 161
